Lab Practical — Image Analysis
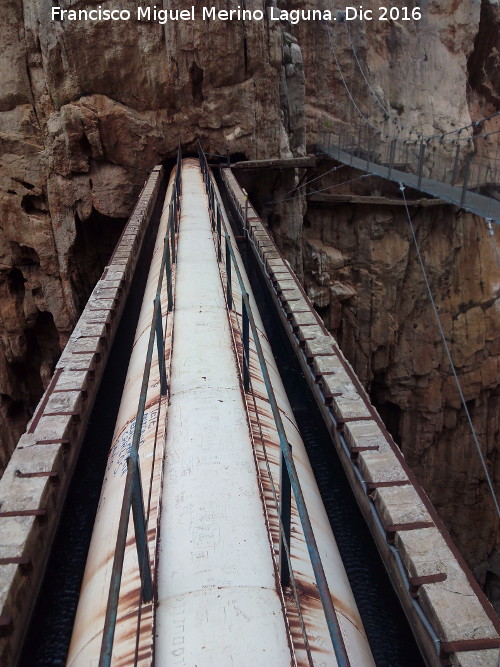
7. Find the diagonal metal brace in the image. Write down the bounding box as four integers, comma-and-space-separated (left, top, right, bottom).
130, 457, 153, 603
242, 293, 250, 392
154, 298, 168, 396
279, 443, 292, 587
169, 202, 176, 264
225, 234, 233, 310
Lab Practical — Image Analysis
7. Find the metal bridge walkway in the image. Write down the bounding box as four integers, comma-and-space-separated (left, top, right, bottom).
319, 144, 500, 220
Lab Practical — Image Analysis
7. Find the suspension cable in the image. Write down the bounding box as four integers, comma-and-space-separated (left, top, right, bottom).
270, 173, 372, 205
323, 20, 383, 134
485, 219, 500, 270
344, 22, 402, 132
285, 163, 347, 196
400, 183, 500, 519
330, 18, 500, 145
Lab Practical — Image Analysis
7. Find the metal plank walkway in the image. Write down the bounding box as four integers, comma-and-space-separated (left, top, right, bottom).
319, 145, 500, 220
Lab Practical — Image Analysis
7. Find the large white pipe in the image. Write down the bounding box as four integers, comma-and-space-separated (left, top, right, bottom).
154, 159, 293, 665
154, 160, 375, 666
214, 167, 376, 667
67, 169, 177, 666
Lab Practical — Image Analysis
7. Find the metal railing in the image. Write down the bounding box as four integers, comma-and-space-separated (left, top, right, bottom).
317, 122, 500, 210
98, 144, 182, 667
198, 144, 351, 667
221, 169, 448, 660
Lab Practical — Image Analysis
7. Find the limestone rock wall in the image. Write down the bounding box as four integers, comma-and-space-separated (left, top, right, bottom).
241, 0, 500, 606
299, 187, 500, 602
285, 0, 500, 607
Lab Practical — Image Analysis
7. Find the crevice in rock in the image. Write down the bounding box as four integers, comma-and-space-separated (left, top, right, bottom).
6, 267, 26, 297
67, 208, 126, 312
0, 309, 61, 477
22, 310, 61, 402
370, 387, 403, 448
240, 0, 249, 74
21, 194, 46, 215
78, 132, 92, 156
190, 61, 204, 106
0, 394, 30, 473
467, 0, 500, 108
485, 570, 500, 610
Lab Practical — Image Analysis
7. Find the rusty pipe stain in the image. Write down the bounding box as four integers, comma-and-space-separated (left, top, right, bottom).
209, 166, 375, 666
66, 167, 178, 667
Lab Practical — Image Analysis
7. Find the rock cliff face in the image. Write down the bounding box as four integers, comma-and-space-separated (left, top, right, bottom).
300, 181, 500, 602
0, 0, 499, 606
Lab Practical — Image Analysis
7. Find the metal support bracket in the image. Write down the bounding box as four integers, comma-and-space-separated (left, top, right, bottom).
279, 443, 292, 587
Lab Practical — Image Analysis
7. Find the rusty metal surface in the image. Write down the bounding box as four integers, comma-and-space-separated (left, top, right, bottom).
66, 169, 178, 667
70, 158, 374, 666
224, 231, 374, 667
206, 163, 375, 666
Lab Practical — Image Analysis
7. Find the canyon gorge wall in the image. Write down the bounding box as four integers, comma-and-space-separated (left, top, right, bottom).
0, 0, 499, 606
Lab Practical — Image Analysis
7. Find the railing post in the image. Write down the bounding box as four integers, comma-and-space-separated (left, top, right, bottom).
451, 143, 461, 186
175, 189, 180, 232
169, 203, 176, 264
404, 141, 409, 172
177, 144, 182, 197
216, 206, 222, 262
225, 235, 233, 310
279, 443, 292, 587
461, 154, 472, 206
244, 191, 249, 230
165, 236, 173, 312
242, 293, 250, 391
130, 456, 153, 602
154, 298, 167, 396
388, 138, 397, 180
476, 161, 483, 190
417, 142, 426, 189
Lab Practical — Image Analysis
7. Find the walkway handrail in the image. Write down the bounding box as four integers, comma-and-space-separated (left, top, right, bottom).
98, 144, 181, 667
220, 166, 450, 660
198, 143, 351, 667
319, 18, 500, 214
317, 123, 500, 219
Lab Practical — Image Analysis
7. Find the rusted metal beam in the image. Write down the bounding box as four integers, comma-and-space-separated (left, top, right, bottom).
441, 637, 500, 653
